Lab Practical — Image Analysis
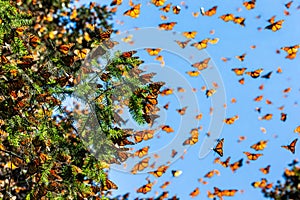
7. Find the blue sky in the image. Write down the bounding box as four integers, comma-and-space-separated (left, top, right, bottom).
76, 0, 300, 199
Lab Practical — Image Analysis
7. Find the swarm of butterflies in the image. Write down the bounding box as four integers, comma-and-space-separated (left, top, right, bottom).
98, 0, 300, 199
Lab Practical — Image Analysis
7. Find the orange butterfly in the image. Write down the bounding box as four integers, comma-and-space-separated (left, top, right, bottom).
250, 140, 268, 151
191, 39, 209, 50
183, 133, 199, 145
158, 22, 177, 31
172, 5, 181, 14
235, 53, 247, 61
243, 0, 256, 10
200, 6, 217, 16
260, 113, 273, 120
230, 158, 243, 172
123, 4, 141, 18
224, 115, 239, 124
160, 181, 171, 189
233, 17, 246, 27
186, 70, 200, 77
219, 14, 235, 22
182, 31, 197, 39
161, 125, 174, 133
100, 179, 118, 190
261, 71, 272, 79
281, 44, 300, 59
259, 165, 271, 174
294, 126, 300, 134
134, 130, 155, 143
176, 106, 187, 115
171, 170, 182, 177
110, 0, 122, 6
151, 0, 166, 7
131, 157, 150, 174
189, 187, 200, 198
281, 138, 298, 154
206, 89, 216, 98
245, 68, 263, 78
136, 181, 154, 194
175, 39, 191, 48
214, 156, 231, 168
134, 146, 149, 158
280, 113, 287, 122
145, 48, 162, 56
213, 138, 224, 157
238, 78, 245, 85
160, 3, 171, 12
148, 165, 169, 177
285, 1, 293, 9
192, 58, 211, 70
265, 19, 284, 32
232, 68, 247, 76
59, 43, 75, 55
243, 152, 263, 160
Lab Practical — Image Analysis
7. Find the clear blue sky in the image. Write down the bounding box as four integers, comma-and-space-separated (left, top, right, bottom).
76, 0, 300, 199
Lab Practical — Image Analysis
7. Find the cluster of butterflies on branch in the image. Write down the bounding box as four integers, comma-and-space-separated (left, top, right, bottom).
98, 0, 300, 199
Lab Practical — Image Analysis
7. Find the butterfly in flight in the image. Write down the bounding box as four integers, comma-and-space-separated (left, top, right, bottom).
213, 138, 224, 157
281, 138, 298, 154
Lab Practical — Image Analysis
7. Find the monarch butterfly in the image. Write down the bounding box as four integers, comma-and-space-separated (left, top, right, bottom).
245, 68, 263, 78
243, 0, 256, 10
160, 3, 171, 12
254, 95, 263, 102
74, 49, 89, 60
99, 29, 113, 41
192, 11, 200, 18
134, 130, 155, 143
229, 158, 243, 172
148, 165, 169, 177
172, 5, 181, 14
160, 15, 168, 20
182, 31, 197, 39
123, 4, 141, 18
219, 14, 235, 22
233, 17, 246, 27
195, 113, 203, 120
110, 0, 122, 6
171, 170, 182, 177
161, 125, 174, 133
281, 44, 300, 59
101, 179, 118, 191
171, 149, 178, 158
238, 78, 245, 84
176, 106, 187, 115
232, 68, 247, 76
191, 39, 209, 50
206, 89, 216, 98
251, 178, 270, 189
221, 189, 238, 197
280, 113, 287, 122
294, 126, 300, 134
59, 43, 75, 55
182, 133, 199, 145
145, 48, 162, 56
186, 70, 201, 77
200, 6, 218, 16
159, 88, 172, 97
192, 58, 211, 70
251, 140, 268, 151
131, 157, 150, 174
189, 187, 200, 198
224, 115, 239, 124
175, 39, 190, 48
136, 181, 154, 194
214, 156, 231, 167
260, 113, 273, 120
158, 22, 177, 30
243, 152, 263, 160
151, 0, 166, 7
29, 34, 40, 48
265, 20, 284, 32
281, 138, 298, 154
208, 38, 219, 44
235, 53, 247, 61
204, 169, 219, 178
213, 138, 224, 157
259, 165, 271, 174
134, 146, 149, 158
160, 181, 171, 189
285, 1, 293, 9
